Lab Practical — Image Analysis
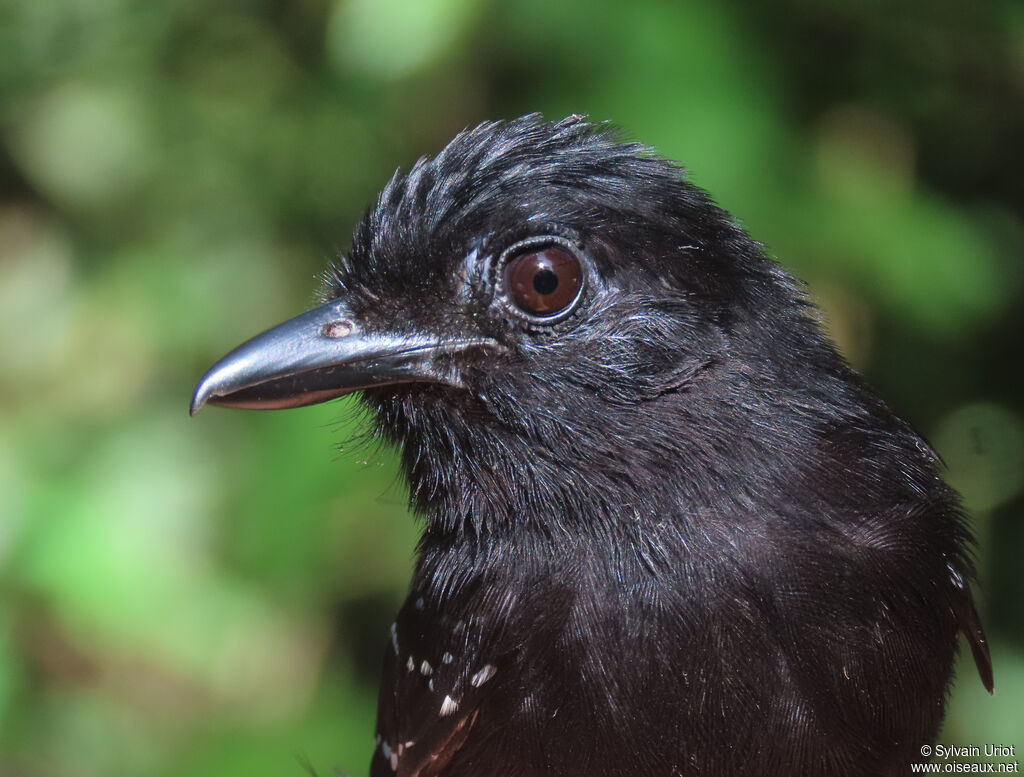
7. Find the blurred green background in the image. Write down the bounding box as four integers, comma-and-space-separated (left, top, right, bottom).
2, 0, 1023, 774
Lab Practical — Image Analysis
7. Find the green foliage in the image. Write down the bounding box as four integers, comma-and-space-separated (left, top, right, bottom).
1, 0, 1021, 773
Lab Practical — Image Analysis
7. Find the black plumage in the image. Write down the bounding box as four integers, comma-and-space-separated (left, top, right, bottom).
191, 115, 992, 777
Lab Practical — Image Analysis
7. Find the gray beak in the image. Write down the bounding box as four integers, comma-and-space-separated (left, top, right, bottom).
190, 298, 494, 415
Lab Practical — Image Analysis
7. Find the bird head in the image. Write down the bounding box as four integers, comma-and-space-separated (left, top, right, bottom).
191, 115, 851, 536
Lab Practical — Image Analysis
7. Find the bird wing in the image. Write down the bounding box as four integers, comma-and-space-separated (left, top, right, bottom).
370, 594, 501, 777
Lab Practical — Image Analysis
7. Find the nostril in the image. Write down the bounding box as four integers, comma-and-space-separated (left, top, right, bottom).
322, 320, 354, 339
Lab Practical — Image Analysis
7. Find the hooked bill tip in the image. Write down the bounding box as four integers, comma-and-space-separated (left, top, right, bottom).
189, 377, 216, 417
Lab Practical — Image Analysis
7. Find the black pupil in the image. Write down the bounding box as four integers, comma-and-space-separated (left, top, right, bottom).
533, 269, 559, 295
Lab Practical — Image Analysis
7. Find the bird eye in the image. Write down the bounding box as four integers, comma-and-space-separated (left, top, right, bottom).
503, 246, 583, 318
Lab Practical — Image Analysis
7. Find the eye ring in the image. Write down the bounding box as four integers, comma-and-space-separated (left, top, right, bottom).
496, 238, 586, 323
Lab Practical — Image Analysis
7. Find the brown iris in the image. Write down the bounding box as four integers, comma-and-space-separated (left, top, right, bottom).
504, 246, 582, 317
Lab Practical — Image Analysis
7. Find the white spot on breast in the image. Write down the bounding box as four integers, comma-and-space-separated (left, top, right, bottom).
470, 664, 497, 687
404, 740, 416, 749
420, 660, 433, 676
428, 678, 434, 692
390, 752, 398, 771
440, 695, 459, 716
442, 651, 454, 664
406, 655, 415, 672
390, 623, 398, 653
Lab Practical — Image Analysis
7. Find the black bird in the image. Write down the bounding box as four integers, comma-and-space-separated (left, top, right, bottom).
191, 115, 992, 777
